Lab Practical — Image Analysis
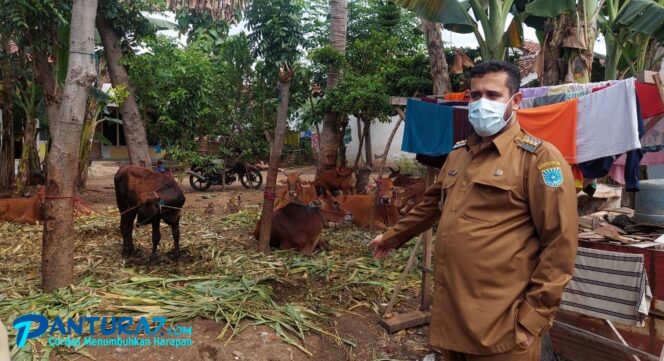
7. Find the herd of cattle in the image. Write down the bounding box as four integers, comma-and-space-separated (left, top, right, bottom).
0, 164, 427, 259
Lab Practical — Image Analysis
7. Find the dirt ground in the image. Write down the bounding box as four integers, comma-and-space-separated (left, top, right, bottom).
46, 161, 433, 361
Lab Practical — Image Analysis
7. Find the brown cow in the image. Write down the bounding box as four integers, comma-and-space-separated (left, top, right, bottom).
300, 181, 318, 204
314, 167, 357, 196
114, 165, 186, 262
395, 181, 427, 215
388, 166, 424, 187
274, 171, 303, 210
0, 187, 45, 224
253, 198, 352, 253
337, 177, 401, 229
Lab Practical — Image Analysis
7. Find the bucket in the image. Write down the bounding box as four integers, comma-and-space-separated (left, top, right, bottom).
633, 179, 664, 225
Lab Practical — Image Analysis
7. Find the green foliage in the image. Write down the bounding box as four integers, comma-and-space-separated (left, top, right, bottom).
308, 46, 346, 70
176, 10, 230, 53
246, 0, 305, 73
98, 0, 160, 46
322, 74, 392, 123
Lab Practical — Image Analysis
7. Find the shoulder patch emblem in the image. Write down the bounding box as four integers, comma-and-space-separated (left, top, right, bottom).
452, 140, 467, 150
541, 166, 564, 188
516, 135, 543, 153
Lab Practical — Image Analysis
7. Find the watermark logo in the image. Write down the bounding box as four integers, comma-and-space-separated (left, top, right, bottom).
12, 314, 192, 348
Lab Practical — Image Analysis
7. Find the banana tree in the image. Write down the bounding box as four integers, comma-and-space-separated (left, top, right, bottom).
600, 0, 664, 79
13, 81, 43, 194
395, 0, 580, 62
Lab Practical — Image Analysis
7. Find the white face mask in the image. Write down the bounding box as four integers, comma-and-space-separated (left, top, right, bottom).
468, 95, 515, 137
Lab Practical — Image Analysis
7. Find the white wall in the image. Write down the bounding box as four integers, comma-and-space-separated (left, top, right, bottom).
344, 115, 415, 166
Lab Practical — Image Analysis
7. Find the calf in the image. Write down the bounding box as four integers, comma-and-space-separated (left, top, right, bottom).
388, 166, 424, 187
274, 171, 303, 210
114, 165, 186, 262
337, 177, 400, 229
0, 187, 45, 224
253, 198, 352, 253
395, 181, 427, 215
314, 167, 357, 196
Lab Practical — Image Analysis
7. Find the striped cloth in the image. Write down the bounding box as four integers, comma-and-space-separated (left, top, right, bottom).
560, 247, 652, 327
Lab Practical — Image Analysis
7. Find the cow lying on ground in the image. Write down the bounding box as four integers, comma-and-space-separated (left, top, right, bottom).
388, 166, 424, 187
336, 177, 400, 229
114, 165, 186, 262
253, 198, 352, 254
274, 171, 302, 210
395, 181, 427, 215
314, 167, 357, 196
0, 187, 45, 224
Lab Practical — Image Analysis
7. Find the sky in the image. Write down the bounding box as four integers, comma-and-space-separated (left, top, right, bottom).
148, 11, 607, 56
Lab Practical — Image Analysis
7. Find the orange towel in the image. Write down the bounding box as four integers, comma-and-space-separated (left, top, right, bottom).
516, 98, 578, 163
443, 91, 469, 102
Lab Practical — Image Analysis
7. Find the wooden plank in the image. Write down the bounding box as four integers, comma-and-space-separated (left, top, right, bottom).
638, 70, 658, 84
420, 167, 436, 311
553, 321, 659, 361
602, 319, 641, 361
379, 310, 431, 333
579, 216, 601, 230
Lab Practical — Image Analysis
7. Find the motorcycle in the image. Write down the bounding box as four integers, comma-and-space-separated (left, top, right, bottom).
187, 160, 263, 191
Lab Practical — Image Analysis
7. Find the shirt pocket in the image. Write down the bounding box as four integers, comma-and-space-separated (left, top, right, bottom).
439, 175, 457, 210
461, 177, 513, 224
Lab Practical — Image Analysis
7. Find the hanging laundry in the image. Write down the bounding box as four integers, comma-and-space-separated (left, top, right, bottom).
284, 131, 300, 146
402, 99, 454, 156
452, 106, 473, 142
635, 82, 664, 118
443, 91, 470, 102
520, 93, 566, 109
521, 80, 620, 99
520, 87, 549, 99
576, 78, 640, 164
516, 98, 578, 163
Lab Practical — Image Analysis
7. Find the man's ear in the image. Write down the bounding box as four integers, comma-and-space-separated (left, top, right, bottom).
512, 91, 523, 111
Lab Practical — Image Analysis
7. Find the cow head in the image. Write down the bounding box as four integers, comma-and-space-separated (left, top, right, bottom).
387, 166, 401, 179
367, 177, 396, 205
279, 171, 303, 200
135, 191, 161, 226
311, 196, 352, 224
300, 180, 318, 204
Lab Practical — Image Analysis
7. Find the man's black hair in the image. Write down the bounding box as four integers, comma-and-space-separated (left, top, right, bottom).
470, 61, 521, 95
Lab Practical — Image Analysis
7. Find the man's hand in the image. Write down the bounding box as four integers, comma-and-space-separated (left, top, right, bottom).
368, 234, 393, 259
517, 325, 535, 348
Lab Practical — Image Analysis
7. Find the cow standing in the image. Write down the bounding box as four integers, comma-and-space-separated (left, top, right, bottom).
253, 198, 352, 254
337, 177, 400, 229
314, 167, 357, 196
114, 165, 186, 262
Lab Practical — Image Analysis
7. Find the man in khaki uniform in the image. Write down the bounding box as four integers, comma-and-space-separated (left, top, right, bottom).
369, 61, 578, 361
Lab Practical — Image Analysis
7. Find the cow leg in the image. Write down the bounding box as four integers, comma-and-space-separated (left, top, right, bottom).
301, 235, 317, 255
317, 236, 330, 251
171, 221, 181, 260
120, 212, 137, 256
149, 219, 161, 264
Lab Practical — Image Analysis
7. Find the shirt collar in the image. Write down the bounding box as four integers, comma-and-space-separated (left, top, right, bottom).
466, 120, 521, 156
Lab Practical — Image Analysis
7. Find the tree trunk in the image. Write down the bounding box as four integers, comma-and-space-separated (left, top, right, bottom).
363, 119, 372, 167
258, 72, 292, 254
338, 116, 348, 167
541, 1, 598, 85
96, 15, 151, 167
16, 113, 38, 194
318, 0, 348, 173
32, 48, 61, 128
0, 40, 14, 190
42, 0, 99, 292
354, 117, 366, 169
78, 97, 99, 190
422, 19, 452, 95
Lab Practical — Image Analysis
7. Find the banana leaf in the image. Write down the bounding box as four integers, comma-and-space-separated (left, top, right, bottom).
392, 0, 476, 33
613, 0, 664, 42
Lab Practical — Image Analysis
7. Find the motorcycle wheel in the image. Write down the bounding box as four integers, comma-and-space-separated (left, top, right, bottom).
240, 169, 263, 189
189, 168, 213, 191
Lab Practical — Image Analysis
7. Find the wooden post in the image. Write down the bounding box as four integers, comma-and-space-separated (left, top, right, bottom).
420, 166, 436, 310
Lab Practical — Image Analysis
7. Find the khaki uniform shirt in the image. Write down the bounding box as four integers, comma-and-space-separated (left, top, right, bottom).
381, 121, 578, 355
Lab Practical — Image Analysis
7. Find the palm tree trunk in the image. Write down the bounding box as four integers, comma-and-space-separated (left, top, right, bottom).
258, 70, 293, 254
363, 119, 372, 167
421, 19, 451, 94
96, 14, 151, 167
0, 40, 14, 190
318, 0, 348, 173
42, 0, 98, 292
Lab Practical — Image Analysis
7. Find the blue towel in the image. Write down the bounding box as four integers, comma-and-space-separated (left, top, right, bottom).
402, 99, 454, 156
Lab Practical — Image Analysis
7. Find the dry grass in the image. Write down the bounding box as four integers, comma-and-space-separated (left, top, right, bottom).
0, 207, 423, 360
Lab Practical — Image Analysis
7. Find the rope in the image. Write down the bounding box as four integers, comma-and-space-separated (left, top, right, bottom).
264, 191, 277, 200
69, 50, 96, 58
